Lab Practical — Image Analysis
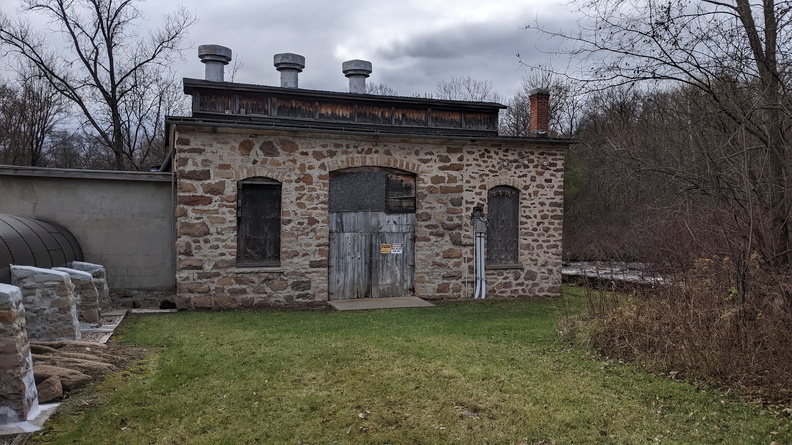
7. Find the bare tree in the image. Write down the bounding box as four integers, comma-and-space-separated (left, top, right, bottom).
500, 68, 584, 137
227, 57, 245, 83
0, 0, 196, 170
499, 90, 533, 137
0, 69, 65, 166
47, 129, 114, 169
524, 67, 584, 138
433, 76, 502, 102
119, 66, 188, 169
366, 83, 398, 96
533, 0, 792, 269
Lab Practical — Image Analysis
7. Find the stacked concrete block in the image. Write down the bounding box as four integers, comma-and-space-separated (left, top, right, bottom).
68, 262, 111, 311
10, 266, 81, 341
53, 267, 101, 327
0, 283, 39, 424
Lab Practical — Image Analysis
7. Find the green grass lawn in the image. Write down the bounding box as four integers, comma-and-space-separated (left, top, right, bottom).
30, 286, 791, 444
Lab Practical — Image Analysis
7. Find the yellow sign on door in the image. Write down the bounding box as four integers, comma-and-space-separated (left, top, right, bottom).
380, 243, 392, 254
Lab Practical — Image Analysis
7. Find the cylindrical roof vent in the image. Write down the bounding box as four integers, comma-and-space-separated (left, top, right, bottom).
274, 53, 306, 88
0, 214, 83, 284
198, 44, 232, 82
342, 59, 372, 94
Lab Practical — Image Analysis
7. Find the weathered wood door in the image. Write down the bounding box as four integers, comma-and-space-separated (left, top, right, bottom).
329, 212, 415, 299
328, 167, 416, 300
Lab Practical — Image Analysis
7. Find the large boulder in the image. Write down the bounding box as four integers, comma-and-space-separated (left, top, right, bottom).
33, 365, 92, 392
36, 375, 63, 403
33, 354, 116, 373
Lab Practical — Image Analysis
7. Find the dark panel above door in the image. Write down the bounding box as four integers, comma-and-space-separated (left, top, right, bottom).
329, 167, 416, 214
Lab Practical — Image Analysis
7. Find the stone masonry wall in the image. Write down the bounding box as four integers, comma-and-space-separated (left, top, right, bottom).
10, 266, 81, 341
68, 262, 111, 311
0, 283, 39, 424
53, 267, 101, 326
174, 125, 565, 308
463, 145, 565, 297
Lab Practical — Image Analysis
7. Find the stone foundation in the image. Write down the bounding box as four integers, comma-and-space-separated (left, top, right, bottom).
0, 283, 39, 424
53, 268, 101, 327
68, 262, 111, 311
10, 266, 81, 341
111, 289, 177, 309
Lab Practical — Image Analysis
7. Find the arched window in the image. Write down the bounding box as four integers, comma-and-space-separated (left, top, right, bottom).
237, 177, 281, 267
487, 185, 519, 266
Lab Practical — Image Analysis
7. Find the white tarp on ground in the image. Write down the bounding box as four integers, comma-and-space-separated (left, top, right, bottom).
562, 261, 665, 285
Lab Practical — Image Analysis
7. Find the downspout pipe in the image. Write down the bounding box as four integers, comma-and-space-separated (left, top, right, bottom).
471, 206, 488, 299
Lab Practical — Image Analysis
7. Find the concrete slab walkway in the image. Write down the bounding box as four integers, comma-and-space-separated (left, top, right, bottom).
328, 296, 434, 311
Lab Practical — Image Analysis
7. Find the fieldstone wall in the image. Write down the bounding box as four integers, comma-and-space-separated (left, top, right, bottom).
0, 283, 39, 424
462, 146, 565, 297
173, 125, 565, 308
10, 266, 81, 341
68, 262, 111, 311
53, 268, 101, 326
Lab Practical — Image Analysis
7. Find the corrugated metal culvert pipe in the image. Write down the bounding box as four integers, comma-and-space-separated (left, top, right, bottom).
0, 214, 83, 284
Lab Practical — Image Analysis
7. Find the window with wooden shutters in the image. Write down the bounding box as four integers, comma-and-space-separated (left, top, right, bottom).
237, 178, 281, 267
486, 185, 520, 266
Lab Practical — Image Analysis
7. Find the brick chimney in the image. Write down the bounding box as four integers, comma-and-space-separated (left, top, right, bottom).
529, 88, 550, 136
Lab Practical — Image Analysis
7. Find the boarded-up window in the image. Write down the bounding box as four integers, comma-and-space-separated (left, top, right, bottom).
237, 178, 281, 267
329, 167, 416, 214
487, 186, 519, 265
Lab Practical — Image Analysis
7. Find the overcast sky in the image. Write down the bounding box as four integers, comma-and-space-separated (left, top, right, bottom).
4, 0, 574, 102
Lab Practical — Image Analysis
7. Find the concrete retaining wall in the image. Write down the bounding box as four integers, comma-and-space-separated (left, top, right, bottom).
0, 166, 175, 291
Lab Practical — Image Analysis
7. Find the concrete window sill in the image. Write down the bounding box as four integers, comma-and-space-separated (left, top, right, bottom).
486, 263, 524, 270
235, 267, 284, 274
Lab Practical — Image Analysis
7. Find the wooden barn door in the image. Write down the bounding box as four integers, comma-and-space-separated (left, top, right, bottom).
328, 168, 416, 300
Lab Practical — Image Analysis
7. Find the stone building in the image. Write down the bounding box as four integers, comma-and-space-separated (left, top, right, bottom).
165, 46, 570, 309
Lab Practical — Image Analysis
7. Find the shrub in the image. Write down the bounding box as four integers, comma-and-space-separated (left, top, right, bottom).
565, 257, 792, 404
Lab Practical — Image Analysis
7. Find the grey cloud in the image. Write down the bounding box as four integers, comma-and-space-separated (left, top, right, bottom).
377, 21, 527, 61
156, 1, 578, 99
369, 18, 535, 98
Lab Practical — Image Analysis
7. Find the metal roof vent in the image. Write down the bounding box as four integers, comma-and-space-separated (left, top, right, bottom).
342, 59, 372, 94
274, 53, 306, 88
198, 44, 232, 82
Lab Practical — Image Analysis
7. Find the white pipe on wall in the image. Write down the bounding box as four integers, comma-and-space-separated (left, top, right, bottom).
474, 232, 487, 299
471, 207, 487, 299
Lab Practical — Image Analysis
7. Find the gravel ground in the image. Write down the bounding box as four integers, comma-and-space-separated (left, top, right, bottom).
80, 331, 108, 342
